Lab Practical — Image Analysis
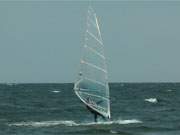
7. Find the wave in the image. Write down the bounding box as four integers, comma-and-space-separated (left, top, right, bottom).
145, 98, 158, 103
8, 119, 142, 127
167, 89, 173, 92
51, 90, 60, 93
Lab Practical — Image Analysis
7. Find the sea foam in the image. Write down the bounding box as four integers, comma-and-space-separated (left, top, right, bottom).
8, 120, 76, 127
145, 98, 158, 103
8, 119, 142, 127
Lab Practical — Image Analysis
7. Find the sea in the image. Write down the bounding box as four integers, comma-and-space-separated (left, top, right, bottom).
0, 83, 180, 135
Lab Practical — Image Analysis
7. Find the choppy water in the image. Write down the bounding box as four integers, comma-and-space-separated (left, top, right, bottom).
0, 83, 180, 135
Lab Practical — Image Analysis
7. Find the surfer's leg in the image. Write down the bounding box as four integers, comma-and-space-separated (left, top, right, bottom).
94, 113, 98, 122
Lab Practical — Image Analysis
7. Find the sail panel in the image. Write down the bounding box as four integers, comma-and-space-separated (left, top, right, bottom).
81, 62, 107, 83
78, 78, 106, 97
83, 46, 105, 69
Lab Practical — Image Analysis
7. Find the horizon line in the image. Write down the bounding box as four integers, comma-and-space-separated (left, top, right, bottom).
0, 81, 180, 84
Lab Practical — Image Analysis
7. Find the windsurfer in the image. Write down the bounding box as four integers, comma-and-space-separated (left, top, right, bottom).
86, 97, 105, 122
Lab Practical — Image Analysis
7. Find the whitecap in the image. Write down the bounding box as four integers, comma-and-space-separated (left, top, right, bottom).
51, 90, 60, 93
167, 89, 173, 92
115, 119, 142, 124
145, 98, 158, 103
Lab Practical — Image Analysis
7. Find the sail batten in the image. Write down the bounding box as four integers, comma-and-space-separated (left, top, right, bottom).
78, 91, 109, 101
86, 30, 103, 45
78, 88, 101, 92
84, 45, 105, 59
84, 77, 106, 87
81, 60, 107, 73
87, 17, 97, 28
74, 6, 110, 119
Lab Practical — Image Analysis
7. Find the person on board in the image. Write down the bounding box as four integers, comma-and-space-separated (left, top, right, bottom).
86, 97, 106, 122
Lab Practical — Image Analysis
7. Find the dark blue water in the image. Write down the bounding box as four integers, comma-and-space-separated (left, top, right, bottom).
0, 83, 180, 135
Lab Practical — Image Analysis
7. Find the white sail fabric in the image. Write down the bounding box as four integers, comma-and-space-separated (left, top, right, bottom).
74, 7, 110, 118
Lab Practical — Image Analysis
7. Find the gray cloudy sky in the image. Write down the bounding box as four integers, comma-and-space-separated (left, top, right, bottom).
0, 1, 180, 83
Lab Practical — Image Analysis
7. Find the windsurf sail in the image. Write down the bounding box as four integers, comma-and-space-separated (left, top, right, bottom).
74, 6, 110, 119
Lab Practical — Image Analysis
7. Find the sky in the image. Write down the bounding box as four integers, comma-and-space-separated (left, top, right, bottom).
0, 1, 180, 83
